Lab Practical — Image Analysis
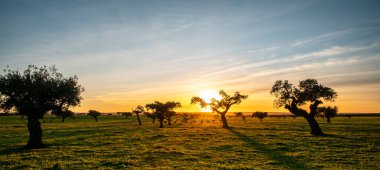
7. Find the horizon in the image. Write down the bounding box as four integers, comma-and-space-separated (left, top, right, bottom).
1, 1, 380, 113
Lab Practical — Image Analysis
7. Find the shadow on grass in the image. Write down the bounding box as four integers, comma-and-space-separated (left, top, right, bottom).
0, 147, 30, 156
227, 128, 309, 169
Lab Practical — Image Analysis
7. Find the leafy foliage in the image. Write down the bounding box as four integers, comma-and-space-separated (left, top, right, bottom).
252, 111, 268, 121
88, 110, 101, 122
119, 112, 133, 117
191, 90, 248, 114
191, 90, 248, 127
0, 65, 84, 118
0, 65, 84, 148
235, 112, 244, 117
270, 79, 338, 135
180, 113, 199, 122
52, 109, 75, 122
132, 105, 145, 125
146, 101, 181, 128
270, 79, 337, 116
318, 106, 338, 123
132, 105, 145, 115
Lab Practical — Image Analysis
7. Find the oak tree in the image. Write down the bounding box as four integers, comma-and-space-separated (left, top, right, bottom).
88, 110, 101, 122
252, 111, 268, 122
0, 65, 83, 148
146, 101, 181, 128
270, 79, 337, 135
132, 105, 145, 125
191, 90, 248, 128
318, 106, 338, 123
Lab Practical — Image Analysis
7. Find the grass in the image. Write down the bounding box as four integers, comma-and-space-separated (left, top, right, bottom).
0, 115, 379, 169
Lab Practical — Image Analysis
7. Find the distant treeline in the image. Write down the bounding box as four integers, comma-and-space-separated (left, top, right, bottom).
1, 112, 380, 117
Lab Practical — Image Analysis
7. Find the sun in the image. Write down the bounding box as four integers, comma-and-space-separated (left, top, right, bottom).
198, 89, 221, 112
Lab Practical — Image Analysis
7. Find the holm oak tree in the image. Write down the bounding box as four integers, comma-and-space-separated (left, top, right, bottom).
270, 79, 337, 135
0, 65, 84, 148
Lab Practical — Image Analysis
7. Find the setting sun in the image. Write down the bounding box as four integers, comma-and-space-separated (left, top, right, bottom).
198, 89, 221, 112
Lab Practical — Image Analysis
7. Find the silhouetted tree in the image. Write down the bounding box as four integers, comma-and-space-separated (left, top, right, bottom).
180, 113, 199, 123
235, 112, 246, 122
121, 112, 133, 118
132, 105, 145, 125
166, 110, 176, 125
270, 79, 337, 135
88, 110, 101, 122
146, 101, 181, 128
191, 90, 248, 128
144, 112, 156, 123
318, 106, 338, 123
252, 111, 268, 122
0, 65, 84, 148
52, 109, 75, 122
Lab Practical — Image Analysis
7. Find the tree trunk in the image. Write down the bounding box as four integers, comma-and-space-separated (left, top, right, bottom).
136, 114, 142, 125
61, 117, 65, 122
326, 116, 331, 123
168, 116, 171, 125
220, 114, 229, 128
159, 118, 164, 128
25, 118, 45, 149
305, 115, 323, 135
95, 116, 98, 122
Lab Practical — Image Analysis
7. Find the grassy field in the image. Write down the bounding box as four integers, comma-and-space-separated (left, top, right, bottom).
0, 114, 379, 169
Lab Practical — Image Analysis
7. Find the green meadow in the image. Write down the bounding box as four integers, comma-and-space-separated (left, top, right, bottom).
0, 115, 379, 169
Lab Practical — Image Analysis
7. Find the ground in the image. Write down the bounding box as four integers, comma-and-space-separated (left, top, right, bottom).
0, 114, 379, 169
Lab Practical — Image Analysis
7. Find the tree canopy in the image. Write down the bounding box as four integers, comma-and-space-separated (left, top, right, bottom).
270, 79, 337, 135
191, 90, 248, 127
270, 79, 337, 116
318, 106, 338, 123
191, 90, 248, 115
52, 109, 75, 122
132, 105, 145, 125
88, 110, 101, 122
146, 101, 181, 128
0, 65, 84, 148
0, 65, 84, 118
252, 111, 268, 121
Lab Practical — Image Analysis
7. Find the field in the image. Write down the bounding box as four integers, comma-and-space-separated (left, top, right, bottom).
0, 114, 379, 169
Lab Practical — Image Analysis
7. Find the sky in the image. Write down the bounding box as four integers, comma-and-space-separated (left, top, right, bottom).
1, 0, 380, 113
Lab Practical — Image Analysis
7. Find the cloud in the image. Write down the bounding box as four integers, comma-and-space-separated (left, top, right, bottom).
290, 30, 351, 46
293, 45, 370, 60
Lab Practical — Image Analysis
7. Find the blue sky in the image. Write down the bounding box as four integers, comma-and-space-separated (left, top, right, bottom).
1, 0, 380, 112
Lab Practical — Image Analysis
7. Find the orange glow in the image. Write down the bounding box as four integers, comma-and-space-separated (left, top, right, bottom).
198, 89, 221, 112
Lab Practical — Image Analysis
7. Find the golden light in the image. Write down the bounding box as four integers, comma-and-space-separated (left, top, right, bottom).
198, 89, 221, 112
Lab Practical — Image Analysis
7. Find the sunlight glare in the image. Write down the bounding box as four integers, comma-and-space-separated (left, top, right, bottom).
198, 89, 221, 112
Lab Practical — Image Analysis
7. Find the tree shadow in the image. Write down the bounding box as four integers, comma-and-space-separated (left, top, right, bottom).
227, 128, 309, 169
0, 147, 29, 156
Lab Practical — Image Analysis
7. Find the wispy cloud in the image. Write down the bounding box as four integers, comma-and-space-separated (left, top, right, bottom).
290, 30, 351, 46
293, 45, 371, 59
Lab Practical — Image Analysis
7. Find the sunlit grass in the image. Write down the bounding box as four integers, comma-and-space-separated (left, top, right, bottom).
0, 115, 379, 169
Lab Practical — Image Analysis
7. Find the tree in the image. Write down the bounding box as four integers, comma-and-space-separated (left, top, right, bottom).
120, 112, 133, 118
252, 111, 268, 122
145, 101, 181, 128
132, 105, 145, 125
165, 110, 176, 125
270, 79, 337, 135
144, 112, 156, 123
88, 110, 101, 122
191, 90, 248, 128
235, 112, 246, 122
0, 65, 84, 148
52, 109, 75, 122
180, 113, 199, 123
317, 106, 338, 123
